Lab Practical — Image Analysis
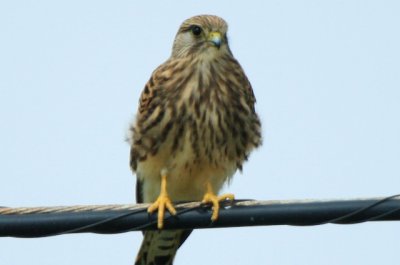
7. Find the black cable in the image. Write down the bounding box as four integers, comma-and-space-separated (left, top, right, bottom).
50, 207, 149, 236
2, 195, 400, 238
298, 194, 400, 226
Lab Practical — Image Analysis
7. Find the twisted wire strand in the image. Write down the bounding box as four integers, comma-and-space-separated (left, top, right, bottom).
3, 197, 397, 216
0, 202, 204, 215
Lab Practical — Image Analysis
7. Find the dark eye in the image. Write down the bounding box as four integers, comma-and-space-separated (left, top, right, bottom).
191, 25, 202, 36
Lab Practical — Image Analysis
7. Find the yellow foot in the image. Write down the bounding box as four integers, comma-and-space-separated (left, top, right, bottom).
202, 183, 234, 221
147, 174, 176, 229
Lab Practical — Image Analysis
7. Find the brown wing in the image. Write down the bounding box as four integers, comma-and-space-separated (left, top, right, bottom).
129, 56, 193, 175
129, 62, 165, 173
130, 63, 166, 205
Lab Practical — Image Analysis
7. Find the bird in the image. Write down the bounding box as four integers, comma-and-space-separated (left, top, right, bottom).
128, 14, 262, 265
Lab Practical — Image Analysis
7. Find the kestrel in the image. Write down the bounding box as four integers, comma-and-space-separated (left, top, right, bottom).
129, 15, 262, 265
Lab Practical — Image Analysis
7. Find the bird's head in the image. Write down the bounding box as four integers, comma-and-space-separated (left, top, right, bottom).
171, 15, 231, 59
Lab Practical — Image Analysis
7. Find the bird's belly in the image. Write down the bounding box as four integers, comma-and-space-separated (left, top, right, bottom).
136, 128, 237, 202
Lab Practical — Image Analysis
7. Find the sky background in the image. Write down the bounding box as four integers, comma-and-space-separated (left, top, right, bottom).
1, 1, 399, 264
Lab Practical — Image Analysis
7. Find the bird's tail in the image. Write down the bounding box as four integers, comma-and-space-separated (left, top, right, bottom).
135, 229, 192, 265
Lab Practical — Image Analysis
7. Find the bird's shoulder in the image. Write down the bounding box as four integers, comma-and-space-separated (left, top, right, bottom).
137, 59, 183, 115
227, 56, 257, 109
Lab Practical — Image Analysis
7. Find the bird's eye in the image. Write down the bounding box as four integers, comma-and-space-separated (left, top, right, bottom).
191, 26, 202, 36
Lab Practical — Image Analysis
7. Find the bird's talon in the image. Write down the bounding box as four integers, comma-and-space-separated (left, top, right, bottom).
148, 194, 176, 229
147, 174, 176, 229
202, 186, 234, 222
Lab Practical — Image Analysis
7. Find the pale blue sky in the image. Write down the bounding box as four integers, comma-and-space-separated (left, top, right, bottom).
1, 1, 399, 264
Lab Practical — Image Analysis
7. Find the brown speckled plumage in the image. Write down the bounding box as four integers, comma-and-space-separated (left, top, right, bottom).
129, 15, 261, 265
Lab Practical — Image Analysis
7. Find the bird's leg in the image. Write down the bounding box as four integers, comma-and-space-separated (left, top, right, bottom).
201, 182, 234, 221
147, 172, 177, 229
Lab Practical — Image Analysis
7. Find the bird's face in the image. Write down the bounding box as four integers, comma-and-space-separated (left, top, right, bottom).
171, 15, 231, 59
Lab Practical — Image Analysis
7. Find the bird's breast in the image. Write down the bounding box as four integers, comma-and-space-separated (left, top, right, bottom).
133, 59, 261, 201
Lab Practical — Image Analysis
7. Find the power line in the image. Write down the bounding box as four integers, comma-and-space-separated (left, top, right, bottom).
1, 195, 400, 238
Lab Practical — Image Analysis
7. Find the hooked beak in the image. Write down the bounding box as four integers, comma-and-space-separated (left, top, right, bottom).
208, 31, 222, 49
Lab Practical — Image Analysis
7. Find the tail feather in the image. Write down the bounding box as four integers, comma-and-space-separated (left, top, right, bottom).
135, 230, 192, 265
